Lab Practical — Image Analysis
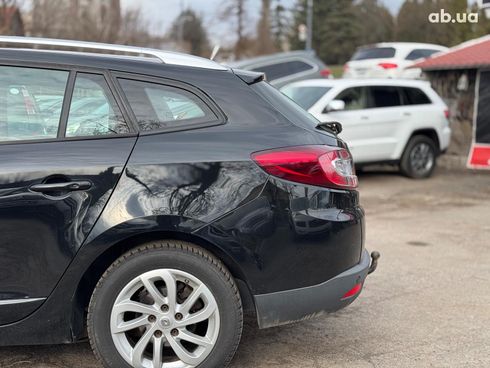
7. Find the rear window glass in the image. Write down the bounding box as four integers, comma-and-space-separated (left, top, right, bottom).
119, 79, 217, 132
405, 49, 441, 60
252, 81, 320, 130
351, 47, 396, 60
401, 87, 432, 105
368, 86, 401, 108
281, 86, 331, 110
251, 60, 314, 81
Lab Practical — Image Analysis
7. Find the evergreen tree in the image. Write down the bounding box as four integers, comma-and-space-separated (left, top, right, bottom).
396, 0, 478, 46
170, 9, 210, 57
289, 0, 362, 65
271, 0, 290, 51
354, 0, 394, 45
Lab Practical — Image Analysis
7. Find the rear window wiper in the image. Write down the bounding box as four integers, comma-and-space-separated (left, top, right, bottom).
316, 121, 343, 135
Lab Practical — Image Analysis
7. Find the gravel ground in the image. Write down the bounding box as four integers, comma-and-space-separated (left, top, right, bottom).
1, 167, 489, 368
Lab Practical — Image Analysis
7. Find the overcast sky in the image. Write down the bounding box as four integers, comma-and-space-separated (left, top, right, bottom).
121, 0, 405, 44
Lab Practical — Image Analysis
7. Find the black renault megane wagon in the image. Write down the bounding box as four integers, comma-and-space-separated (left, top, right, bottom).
0, 36, 378, 368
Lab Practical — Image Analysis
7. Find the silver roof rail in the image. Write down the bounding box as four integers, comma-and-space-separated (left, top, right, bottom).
0, 36, 227, 71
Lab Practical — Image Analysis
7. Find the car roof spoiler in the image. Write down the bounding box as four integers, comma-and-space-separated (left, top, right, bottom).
232, 68, 265, 85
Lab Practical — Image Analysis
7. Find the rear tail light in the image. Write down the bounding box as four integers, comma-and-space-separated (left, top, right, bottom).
251, 145, 358, 189
378, 62, 398, 69
320, 68, 331, 78
343, 64, 349, 72
444, 109, 450, 119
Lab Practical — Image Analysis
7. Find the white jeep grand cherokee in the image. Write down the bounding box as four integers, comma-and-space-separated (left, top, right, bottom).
282, 79, 451, 178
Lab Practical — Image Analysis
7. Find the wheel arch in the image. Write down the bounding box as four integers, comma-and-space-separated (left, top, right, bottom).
71, 228, 255, 340
407, 128, 441, 154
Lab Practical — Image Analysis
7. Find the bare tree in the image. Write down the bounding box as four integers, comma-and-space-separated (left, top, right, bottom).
255, 0, 275, 55
220, 0, 249, 59
29, 1, 157, 48
117, 7, 155, 46
0, 0, 24, 36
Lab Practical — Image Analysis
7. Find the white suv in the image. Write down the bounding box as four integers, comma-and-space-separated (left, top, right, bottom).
281, 79, 451, 178
343, 42, 448, 79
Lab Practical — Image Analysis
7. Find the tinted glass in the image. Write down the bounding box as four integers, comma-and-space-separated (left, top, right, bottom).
405, 49, 441, 61
252, 60, 314, 81
66, 73, 129, 137
368, 86, 402, 108
402, 87, 431, 105
0, 66, 68, 142
119, 79, 215, 132
351, 47, 396, 60
281, 86, 331, 110
252, 81, 320, 130
335, 87, 368, 110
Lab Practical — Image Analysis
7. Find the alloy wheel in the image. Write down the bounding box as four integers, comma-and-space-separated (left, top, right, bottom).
409, 142, 434, 176
110, 269, 220, 368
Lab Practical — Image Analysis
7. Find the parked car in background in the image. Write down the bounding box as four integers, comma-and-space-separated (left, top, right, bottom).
229, 50, 332, 88
343, 42, 448, 79
0, 37, 378, 368
281, 79, 451, 178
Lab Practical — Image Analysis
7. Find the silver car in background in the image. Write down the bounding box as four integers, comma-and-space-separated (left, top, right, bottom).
229, 50, 332, 88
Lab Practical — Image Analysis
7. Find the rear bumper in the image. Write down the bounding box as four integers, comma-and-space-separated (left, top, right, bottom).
254, 249, 373, 328
440, 126, 451, 151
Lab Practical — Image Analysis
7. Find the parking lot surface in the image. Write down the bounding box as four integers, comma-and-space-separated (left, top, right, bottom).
1, 167, 489, 368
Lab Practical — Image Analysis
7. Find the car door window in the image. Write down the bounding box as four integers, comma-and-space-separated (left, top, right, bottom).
334, 87, 368, 110
66, 73, 129, 137
251, 60, 314, 81
401, 87, 432, 105
367, 86, 402, 108
118, 78, 217, 132
405, 49, 441, 60
0, 66, 68, 142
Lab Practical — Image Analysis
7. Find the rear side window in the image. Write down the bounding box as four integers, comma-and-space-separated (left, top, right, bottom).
335, 87, 368, 110
351, 47, 396, 60
368, 86, 402, 108
281, 86, 331, 110
252, 60, 314, 81
401, 87, 432, 105
252, 81, 320, 130
66, 73, 130, 137
405, 49, 441, 61
119, 79, 217, 132
0, 66, 68, 142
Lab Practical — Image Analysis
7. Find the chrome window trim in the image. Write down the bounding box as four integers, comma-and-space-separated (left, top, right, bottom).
0, 297, 46, 305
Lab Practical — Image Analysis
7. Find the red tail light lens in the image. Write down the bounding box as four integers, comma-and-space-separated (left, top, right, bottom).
378, 62, 398, 69
251, 145, 358, 189
444, 109, 450, 119
320, 68, 331, 78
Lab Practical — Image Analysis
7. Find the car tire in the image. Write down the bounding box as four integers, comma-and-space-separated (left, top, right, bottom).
87, 240, 243, 368
400, 135, 437, 179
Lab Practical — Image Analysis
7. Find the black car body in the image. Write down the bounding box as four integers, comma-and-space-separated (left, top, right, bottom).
0, 39, 376, 368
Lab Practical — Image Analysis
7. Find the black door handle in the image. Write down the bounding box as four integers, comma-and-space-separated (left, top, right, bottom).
30, 180, 92, 193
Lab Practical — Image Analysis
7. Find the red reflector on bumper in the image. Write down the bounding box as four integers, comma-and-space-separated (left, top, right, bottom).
342, 283, 362, 300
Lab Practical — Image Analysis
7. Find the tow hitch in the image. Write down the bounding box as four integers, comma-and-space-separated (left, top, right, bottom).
368, 251, 380, 274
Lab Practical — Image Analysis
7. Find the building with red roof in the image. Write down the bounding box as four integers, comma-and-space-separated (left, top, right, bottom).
413, 36, 490, 170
